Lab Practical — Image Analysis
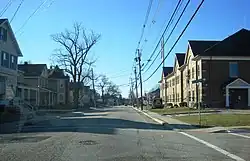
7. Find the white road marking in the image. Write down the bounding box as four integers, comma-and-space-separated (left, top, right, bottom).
131, 107, 165, 125
230, 133, 250, 139
179, 132, 245, 161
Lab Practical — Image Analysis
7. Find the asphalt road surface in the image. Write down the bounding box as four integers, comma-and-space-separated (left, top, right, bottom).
0, 106, 250, 161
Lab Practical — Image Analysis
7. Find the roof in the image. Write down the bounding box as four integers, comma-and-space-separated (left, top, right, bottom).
48, 66, 69, 79
0, 19, 7, 25
0, 18, 22, 56
69, 82, 89, 90
188, 40, 220, 56
18, 63, 46, 77
176, 53, 185, 66
204, 28, 250, 56
162, 67, 173, 77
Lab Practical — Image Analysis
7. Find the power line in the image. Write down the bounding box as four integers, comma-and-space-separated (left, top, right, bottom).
152, 0, 185, 48
136, 0, 154, 49
141, 0, 182, 71
15, 0, 49, 35
10, 0, 25, 23
0, 0, 14, 17
141, 0, 164, 50
143, 0, 191, 74
143, 0, 205, 83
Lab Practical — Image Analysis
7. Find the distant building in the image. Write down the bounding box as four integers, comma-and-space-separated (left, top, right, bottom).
48, 65, 69, 105
69, 82, 91, 107
18, 63, 56, 107
147, 88, 160, 105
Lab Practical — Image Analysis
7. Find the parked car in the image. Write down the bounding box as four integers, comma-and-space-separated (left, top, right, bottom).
152, 98, 164, 109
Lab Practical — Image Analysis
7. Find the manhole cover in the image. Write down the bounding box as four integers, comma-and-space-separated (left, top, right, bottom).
0, 136, 51, 144
79, 140, 98, 145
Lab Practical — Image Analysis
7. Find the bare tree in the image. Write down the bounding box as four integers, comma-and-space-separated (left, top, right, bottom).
51, 22, 100, 107
105, 83, 121, 98
97, 75, 110, 103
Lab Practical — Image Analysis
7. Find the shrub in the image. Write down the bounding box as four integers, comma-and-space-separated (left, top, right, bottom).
179, 102, 188, 107
174, 104, 179, 108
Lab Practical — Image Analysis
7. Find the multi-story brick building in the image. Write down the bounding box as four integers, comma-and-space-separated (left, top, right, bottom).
160, 28, 250, 109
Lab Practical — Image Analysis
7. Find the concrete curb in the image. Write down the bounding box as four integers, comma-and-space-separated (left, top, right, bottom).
131, 106, 166, 125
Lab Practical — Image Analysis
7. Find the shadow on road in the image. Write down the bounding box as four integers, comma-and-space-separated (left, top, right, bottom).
1, 116, 173, 135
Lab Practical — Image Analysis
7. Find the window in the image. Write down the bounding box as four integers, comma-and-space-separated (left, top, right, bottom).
192, 67, 195, 78
172, 78, 175, 86
176, 76, 179, 84
1, 51, 9, 68
197, 64, 200, 77
3, 53, 6, 60
189, 91, 191, 101
169, 80, 171, 87
187, 69, 190, 78
229, 62, 238, 78
9, 55, 17, 69
192, 90, 195, 101
60, 80, 64, 88
59, 94, 64, 101
0, 27, 7, 42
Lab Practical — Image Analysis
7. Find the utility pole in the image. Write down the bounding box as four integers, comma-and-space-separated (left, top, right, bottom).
134, 67, 139, 108
137, 49, 143, 111
91, 68, 96, 108
129, 77, 134, 106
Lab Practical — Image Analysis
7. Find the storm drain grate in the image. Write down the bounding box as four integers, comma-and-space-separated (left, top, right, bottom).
79, 140, 98, 145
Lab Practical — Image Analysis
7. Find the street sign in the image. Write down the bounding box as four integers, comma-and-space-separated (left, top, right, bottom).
192, 78, 205, 84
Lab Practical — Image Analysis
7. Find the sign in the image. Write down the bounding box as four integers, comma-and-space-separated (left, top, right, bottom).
192, 78, 205, 84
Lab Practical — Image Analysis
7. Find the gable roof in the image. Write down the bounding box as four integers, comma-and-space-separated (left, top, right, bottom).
188, 40, 220, 56
0, 18, 22, 56
18, 63, 47, 77
162, 67, 173, 77
176, 53, 185, 66
0, 19, 6, 24
204, 28, 250, 56
48, 66, 69, 79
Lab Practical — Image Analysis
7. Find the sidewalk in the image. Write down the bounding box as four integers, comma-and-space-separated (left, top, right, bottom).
132, 106, 196, 130
131, 106, 250, 132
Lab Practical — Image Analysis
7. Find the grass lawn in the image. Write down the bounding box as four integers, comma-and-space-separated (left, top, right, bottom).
149, 108, 217, 115
174, 114, 250, 127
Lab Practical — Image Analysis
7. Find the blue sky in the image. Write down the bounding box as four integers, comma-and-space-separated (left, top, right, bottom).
1, 0, 250, 97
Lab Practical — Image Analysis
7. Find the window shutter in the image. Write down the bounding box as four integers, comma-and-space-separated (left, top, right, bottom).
1, 51, 4, 66
3, 28, 7, 41
0, 27, 3, 40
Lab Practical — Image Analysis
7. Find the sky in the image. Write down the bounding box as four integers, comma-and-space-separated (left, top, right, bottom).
1, 0, 250, 98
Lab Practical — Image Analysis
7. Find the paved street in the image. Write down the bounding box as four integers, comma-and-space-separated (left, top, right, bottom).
0, 106, 250, 161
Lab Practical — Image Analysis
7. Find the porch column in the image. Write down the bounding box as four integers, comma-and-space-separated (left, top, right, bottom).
226, 87, 229, 107
52, 93, 54, 105
36, 90, 38, 105
248, 88, 250, 107
21, 88, 24, 100
28, 89, 30, 103
49, 92, 51, 106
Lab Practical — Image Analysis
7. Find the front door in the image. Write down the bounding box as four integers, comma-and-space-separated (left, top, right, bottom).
230, 89, 248, 109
